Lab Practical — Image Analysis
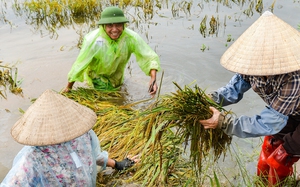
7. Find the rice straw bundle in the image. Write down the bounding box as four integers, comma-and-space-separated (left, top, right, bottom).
143, 82, 232, 176
62, 83, 233, 186
64, 88, 197, 186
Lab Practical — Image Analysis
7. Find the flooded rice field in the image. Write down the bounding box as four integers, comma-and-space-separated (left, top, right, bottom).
1, 0, 300, 185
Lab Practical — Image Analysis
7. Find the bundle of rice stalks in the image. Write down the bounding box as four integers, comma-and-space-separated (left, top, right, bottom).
62, 83, 233, 186
143, 82, 232, 177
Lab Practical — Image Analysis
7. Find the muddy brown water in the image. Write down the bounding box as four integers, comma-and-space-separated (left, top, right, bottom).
1, 0, 300, 184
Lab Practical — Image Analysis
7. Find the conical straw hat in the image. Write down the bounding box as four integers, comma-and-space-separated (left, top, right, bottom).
221, 11, 300, 75
11, 89, 97, 146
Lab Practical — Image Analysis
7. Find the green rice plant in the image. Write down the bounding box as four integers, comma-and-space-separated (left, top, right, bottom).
199, 15, 207, 37
209, 15, 218, 34
243, 1, 254, 17
205, 171, 221, 187
200, 44, 207, 51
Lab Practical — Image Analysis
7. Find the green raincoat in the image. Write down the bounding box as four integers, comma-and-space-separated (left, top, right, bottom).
67, 26, 161, 90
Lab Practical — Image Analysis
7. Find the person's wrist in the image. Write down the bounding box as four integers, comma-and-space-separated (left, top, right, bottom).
113, 159, 118, 169
218, 111, 233, 130
114, 159, 123, 170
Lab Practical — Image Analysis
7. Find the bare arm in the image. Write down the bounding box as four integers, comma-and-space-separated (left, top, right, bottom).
62, 82, 75, 93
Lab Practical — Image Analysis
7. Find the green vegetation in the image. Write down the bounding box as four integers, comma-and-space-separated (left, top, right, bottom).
0, 61, 23, 99
1, 0, 278, 47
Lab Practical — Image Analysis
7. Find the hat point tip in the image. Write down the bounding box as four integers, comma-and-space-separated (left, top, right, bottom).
262, 10, 273, 16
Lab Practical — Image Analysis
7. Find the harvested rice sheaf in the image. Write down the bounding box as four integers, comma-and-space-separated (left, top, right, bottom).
146, 82, 232, 173
63, 83, 233, 186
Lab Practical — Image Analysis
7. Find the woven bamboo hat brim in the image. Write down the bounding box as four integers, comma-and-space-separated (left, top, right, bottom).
220, 11, 300, 75
11, 89, 97, 146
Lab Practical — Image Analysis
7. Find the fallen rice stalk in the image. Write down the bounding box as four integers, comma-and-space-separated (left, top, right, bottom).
62, 82, 233, 186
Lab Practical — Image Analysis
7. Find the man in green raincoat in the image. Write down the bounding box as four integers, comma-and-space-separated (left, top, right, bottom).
63, 6, 161, 95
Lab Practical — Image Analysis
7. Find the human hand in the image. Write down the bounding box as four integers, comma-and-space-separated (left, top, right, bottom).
148, 79, 157, 97
128, 155, 140, 163
62, 87, 71, 93
114, 155, 140, 170
114, 158, 134, 170
199, 106, 221, 129
61, 82, 74, 93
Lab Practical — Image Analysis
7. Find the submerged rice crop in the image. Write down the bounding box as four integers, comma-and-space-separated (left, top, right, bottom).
0, 62, 23, 99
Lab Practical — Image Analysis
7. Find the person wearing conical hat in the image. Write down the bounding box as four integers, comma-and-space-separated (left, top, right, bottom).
199, 11, 300, 186
63, 6, 161, 96
0, 89, 137, 187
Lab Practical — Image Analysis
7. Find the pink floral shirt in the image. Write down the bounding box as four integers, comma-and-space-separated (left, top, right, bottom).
0, 130, 108, 187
